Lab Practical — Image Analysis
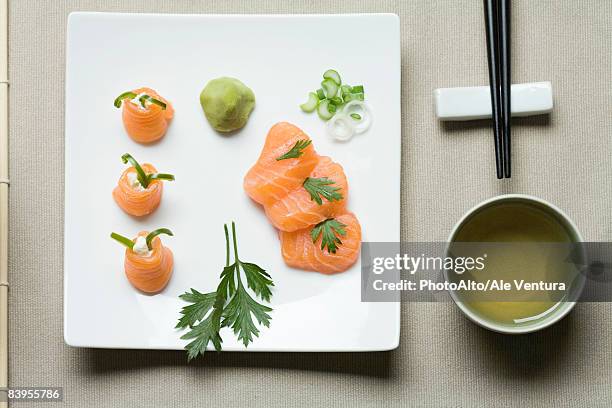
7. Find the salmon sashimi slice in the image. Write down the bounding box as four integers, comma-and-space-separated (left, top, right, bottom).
279, 212, 362, 274
112, 163, 163, 217
244, 122, 319, 205
124, 231, 173, 294
122, 87, 174, 144
264, 156, 348, 232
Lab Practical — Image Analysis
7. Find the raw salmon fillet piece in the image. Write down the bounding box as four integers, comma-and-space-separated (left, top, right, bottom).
264, 156, 348, 232
243, 122, 319, 205
279, 212, 362, 274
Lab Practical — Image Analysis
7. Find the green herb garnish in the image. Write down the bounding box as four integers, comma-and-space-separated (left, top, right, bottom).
323, 69, 342, 86
121, 153, 175, 189
350, 113, 362, 120
311, 218, 347, 254
110, 228, 174, 251
299, 92, 319, 113
110, 232, 134, 249
344, 92, 365, 102
145, 228, 173, 250
329, 96, 344, 106
114, 91, 137, 108
148, 173, 175, 182
113, 91, 166, 110
138, 94, 167, 110
177, 222, 274, 360
276, 140, 312, 161
175, 289, 218, 334
301, 70, 365, 121
302, 177, 343, 205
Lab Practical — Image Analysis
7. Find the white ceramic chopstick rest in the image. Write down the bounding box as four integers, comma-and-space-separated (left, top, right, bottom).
434, 81, 553, 121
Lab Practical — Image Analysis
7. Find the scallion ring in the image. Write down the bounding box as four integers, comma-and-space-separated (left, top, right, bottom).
300, 92, 319, 113
342, 100, 372, 134
326, 112, 356, 142
351, 85, 364, 94
321, 79, 339, 99
317, 99, 335, 121
322, 69, 342, 86
340, 85, 352, 98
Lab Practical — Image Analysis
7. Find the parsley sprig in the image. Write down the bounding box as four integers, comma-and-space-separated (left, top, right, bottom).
276, 139, 312, 161
303, 177, 343, 205
311, 218, 347, 254
121, 153, 175, 189
176, 222, 274, 360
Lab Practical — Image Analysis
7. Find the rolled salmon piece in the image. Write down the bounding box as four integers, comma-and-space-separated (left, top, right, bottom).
279, 212, 361, 274
113, 163, 163, 217
121, 87, 174, 143
124, 231, 174, 294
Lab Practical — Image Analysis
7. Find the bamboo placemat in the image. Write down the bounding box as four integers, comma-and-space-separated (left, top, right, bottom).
7, 1, 612, 407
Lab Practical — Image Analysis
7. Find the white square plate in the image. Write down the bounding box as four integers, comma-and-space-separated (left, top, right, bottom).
64, 12, 401, 351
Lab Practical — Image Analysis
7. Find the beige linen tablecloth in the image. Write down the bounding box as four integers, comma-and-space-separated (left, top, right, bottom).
8, 1, 612, 406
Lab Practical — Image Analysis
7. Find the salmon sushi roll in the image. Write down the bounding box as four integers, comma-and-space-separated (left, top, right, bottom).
111, 229, 174, 294
114, 87, 174, 144
279, 212, 361, 274
112, 153, 175, 217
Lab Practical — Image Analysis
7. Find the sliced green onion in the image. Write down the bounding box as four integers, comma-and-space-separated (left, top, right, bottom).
145, 228, 174, 250
317, 99, 334, 121
148, 173, 175, 182
302, 71, 367, 126
121, 153, 150, 188
342, 100, 372, 134
321, 79, 339, 99
139, 94, 167, 110
344, 92, 365, 102
114, 91, 137, 108
110, 232, 135, 249
300, 92, 319, 113
329, 96, 343, 106
340, 85, 352, 97
326, 113, 356, 142
322, 69, 342, 86
351, 85, 364, 94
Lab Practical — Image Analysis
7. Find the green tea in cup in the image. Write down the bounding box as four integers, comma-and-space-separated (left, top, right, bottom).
446, 194, 585, 334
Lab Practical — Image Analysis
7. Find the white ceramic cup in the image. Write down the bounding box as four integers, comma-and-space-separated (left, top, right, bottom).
445, 194, 586, 334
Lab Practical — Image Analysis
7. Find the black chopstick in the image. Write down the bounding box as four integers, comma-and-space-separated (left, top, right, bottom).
500, 0, 511, 178
483, 0, 504, 179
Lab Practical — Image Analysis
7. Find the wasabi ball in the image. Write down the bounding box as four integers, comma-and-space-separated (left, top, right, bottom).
199, 77, 255, 132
